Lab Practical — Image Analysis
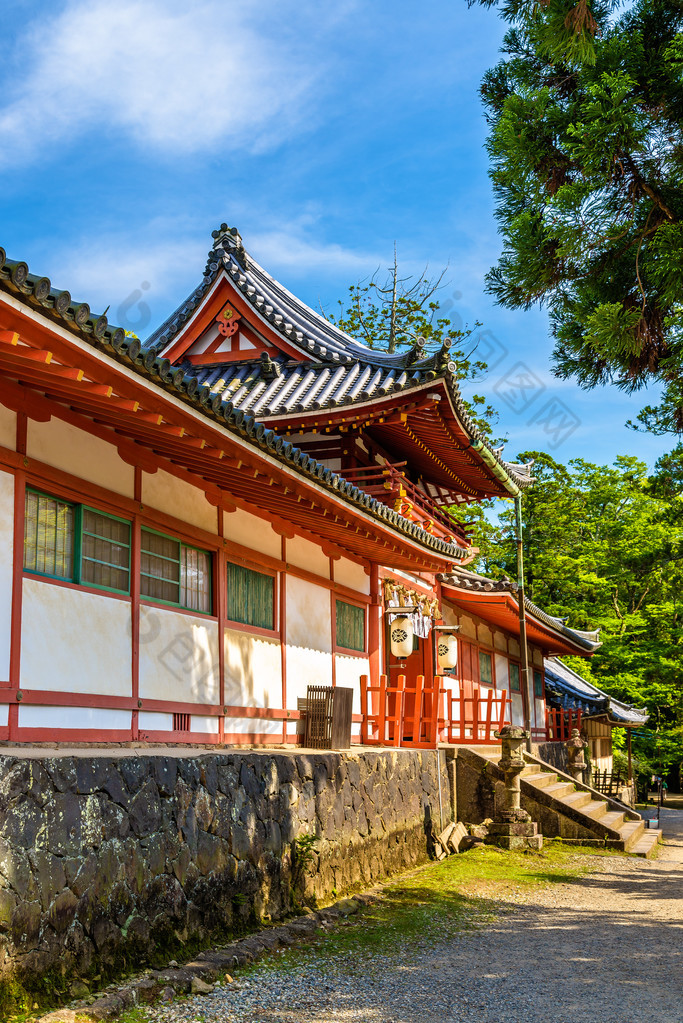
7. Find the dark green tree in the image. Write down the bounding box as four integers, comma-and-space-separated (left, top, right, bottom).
469, 0, 683, 432
472, 448, 683, 778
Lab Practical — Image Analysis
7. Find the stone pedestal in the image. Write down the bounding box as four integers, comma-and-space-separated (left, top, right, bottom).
485, 725, 543, 851
487, 814, 543, 851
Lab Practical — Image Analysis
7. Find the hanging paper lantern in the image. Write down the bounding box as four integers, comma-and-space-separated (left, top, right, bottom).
390, 615, 414, 658
437, 632, 458, 671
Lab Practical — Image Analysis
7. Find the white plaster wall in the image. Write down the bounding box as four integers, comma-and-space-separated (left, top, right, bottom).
494, 631, 507, 652
440, 603, 459, 628
224, 629, 282, 708
28, 419, 134, 497
18, 705, 131, 730
21, 580, 132, 695
532, 647, 543, 667
534, 697, 545, 731
0, 704, 8, 726
138, 711, 174, 731
223, 715, 281, 735
224, 507, 281, 560
509, 638, 521, 658
285, 575, 332, 707
478, 624, 493, 648
142, 468, 217, 533
0, 406, 16, 450
334, 557, 370, 595
0, 471, 14, 681
458, 615, 477, 640
138, 605, 219, 704
494, 653, 509, 692
192, 715, 219, 734
286, 536, 329, 578
335, 654, 369, 714
510, 693, 525, 727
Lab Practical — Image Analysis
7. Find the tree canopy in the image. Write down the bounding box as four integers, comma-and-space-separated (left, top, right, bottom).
473, 447, 683, 779
469, 0, 683, 433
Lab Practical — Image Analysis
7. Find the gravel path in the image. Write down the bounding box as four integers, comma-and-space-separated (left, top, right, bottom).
141, 814, 683, 1023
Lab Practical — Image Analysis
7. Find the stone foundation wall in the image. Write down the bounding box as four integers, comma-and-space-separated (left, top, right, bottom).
0, 748, 451, 999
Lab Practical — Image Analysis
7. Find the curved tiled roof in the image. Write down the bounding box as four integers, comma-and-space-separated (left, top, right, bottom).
143, 225, 534, 493
544, 658, 648, 726
0, 245, 469, 563
437, 567, 602, 654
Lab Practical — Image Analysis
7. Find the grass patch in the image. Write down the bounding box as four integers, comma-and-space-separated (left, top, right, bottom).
51, 844, 621, 1023
236, 843, 612, 981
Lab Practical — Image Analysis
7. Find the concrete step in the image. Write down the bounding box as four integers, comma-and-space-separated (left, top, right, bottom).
619, 820, 645, 851
629, 830, 661, 859
600, 810, 626, 830
560, 790, 593, 811
580, 799, 611, 821
543, 782, 576, 800
521, 765, 543, 777
526, 772, 558, 789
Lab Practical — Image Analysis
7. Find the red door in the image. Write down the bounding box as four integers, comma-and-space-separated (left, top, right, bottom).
388, 636, 426, 740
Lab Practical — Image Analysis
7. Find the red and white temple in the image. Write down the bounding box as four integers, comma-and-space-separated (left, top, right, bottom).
0, 225, 600, 747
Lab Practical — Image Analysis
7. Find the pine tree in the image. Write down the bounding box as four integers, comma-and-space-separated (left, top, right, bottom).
469, 0, 683, 432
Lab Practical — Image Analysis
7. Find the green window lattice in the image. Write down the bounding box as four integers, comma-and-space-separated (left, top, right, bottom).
227, 562, 274, 630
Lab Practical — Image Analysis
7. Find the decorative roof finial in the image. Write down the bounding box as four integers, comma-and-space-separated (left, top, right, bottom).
210, 223, 247, 268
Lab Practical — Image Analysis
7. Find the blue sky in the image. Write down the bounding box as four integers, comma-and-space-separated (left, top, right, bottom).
0, 0, 670, 469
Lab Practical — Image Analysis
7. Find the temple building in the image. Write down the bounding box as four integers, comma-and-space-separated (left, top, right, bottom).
0, 224, 599, 747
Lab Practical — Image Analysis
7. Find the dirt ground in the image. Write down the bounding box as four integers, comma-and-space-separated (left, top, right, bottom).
136, 809, 683, 1023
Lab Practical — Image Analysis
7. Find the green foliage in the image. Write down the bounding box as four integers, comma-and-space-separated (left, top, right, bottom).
469, 0, 683, 432
470, 448, 683, 773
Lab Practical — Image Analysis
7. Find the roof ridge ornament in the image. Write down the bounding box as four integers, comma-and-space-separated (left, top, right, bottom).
210, 222, 247, 270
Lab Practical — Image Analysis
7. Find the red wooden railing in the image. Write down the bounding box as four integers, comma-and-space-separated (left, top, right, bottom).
340, 463, 471, 546
360, 674, 508, 749
545, 707, 582, 742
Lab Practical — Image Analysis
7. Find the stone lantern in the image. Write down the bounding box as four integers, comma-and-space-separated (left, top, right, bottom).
485, 724, 543, 851
565, 728, 588, 783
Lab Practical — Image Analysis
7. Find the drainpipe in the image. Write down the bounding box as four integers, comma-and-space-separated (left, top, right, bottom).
515, 494, 532, 753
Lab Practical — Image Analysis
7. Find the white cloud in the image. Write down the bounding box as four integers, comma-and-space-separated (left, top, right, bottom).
248, 228, 383, 279
0, 0, 347, 166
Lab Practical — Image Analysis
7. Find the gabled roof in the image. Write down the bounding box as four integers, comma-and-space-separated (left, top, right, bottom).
438, 567, 601, 657
142, 225, 535, 500
0, 244, 472, 567
544, 657, 649, 727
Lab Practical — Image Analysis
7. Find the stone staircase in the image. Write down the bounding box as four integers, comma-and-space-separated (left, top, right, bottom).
475, 751, 662, 858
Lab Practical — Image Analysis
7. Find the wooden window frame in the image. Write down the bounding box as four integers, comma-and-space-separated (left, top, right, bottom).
140, 525, 213, 616
225, 558, 278, 636
334, 597, 367, 656
23, 488, 132, 596
478, 648, 494, 687
533, 668, 545, 700
508, 660, 522, 693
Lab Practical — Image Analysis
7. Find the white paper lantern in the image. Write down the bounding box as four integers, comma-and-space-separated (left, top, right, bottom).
389, 615, 414, 659
437, 632, 458, 671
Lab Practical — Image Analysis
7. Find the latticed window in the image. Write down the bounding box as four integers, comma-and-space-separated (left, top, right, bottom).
335, 599, 365, 652
81, 509, 130, 592
140, 528, 212, 613
24, 491, 130, 593
227, 562, 274, 630
509, 661, 521, 692
479, 650, 493, 685
24, 490, 74, 579
534, 669, 544, 699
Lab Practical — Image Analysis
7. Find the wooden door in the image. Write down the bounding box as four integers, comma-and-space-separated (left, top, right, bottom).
388, 635, 426, 739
